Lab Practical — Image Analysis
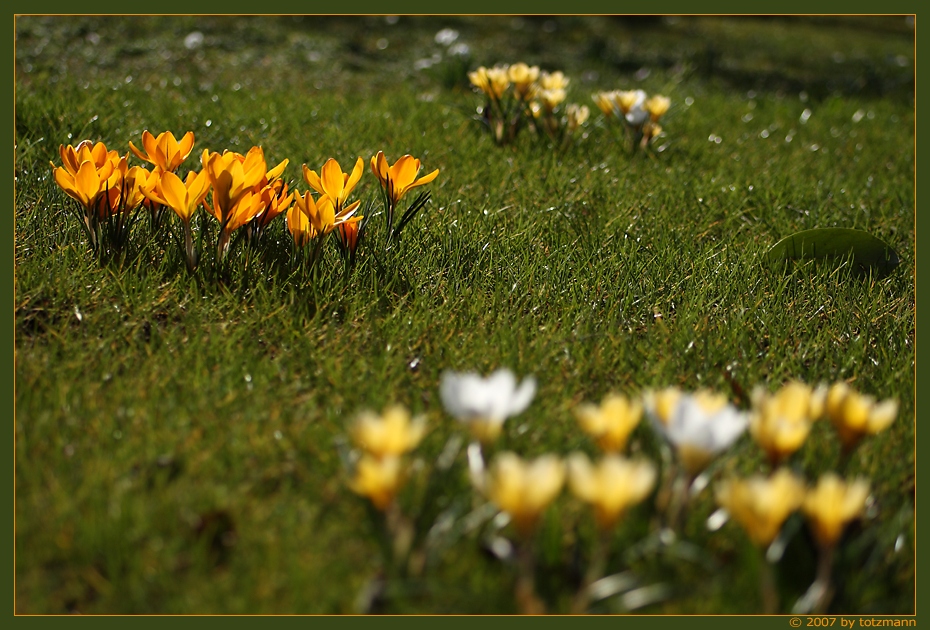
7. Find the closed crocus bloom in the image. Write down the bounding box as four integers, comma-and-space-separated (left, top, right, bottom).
803, 474, 870, 548
337, 220, 361, 255
97, 155, 134, 216
482, 452, 565, 537
825, 383, 898, 450
566, 104, 590, 130
129, 130, 195, 172
293, 189, 361, 237
121, 165, 157, 211
651, 390, 748, 476
253, 179, 293, 231
224, 186, 271, 234
574, 393, 643, 453
644, 95, 671, 122
716, 469, 806, 547
568, 453, 656, 530
287, 202, 317, 247
614, 90, 646, 115
440, 369, 536, 444
57, 140, 118, 175
750, 382, 827, 465
143, 169, 210, 224
538, 88, 566, 111
592, 91, 617, 117
485, 66, 511, 99
53, 157, 117, 211
468, 66, 492, 95
540, 70, 569, 91
203, 148, 267, 222
508, 62, 540, 99
349, 454, 405, 511
302, 157, 364, 214
370, 152, 439, 210
350, 405, 427, 460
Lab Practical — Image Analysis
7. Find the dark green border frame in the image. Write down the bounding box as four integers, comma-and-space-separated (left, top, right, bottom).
10, 3, 921, 627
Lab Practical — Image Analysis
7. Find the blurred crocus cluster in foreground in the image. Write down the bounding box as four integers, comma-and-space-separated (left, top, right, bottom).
343, 369, 899, 614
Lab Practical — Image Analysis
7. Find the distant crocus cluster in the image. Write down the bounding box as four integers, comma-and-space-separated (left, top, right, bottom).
468, 62, 589, 145
343, 371, 898, 614
51, 132, 439, 275
592, 89, 671, 151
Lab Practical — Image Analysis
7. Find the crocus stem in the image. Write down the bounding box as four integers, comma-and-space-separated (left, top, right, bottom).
385, 501, 413, 579
514, 541, 545, 614
571, 529, 610, 614
812, 544, 836, 614
183, 222, 197, 273
666, 471, 693, 532
759, 549, 778, 614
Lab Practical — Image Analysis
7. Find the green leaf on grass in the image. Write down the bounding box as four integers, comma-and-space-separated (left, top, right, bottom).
765, 228, 900, 277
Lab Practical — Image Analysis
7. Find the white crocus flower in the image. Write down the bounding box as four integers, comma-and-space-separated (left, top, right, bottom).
651, 391, 749, 476
440, 369, 536, 444
625, 101, 649, 126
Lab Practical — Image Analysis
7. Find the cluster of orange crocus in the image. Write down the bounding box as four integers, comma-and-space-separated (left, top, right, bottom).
51, 131, 440, 273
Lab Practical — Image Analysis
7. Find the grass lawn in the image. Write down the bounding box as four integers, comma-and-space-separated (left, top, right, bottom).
14, 15, 915, 614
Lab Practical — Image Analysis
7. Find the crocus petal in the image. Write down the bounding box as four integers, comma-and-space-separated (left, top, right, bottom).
158, 170, 189, 217
344, 157, 364, 199
320, 159, 345, 203
266, 158, 288, 182
302, 165, 324, 196
177, 131, 195, 163
74, 161, 101, 207
53, 167, 81, 202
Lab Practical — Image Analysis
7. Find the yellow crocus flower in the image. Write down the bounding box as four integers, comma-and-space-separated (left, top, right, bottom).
252, 179, 294, 231
802, 473, 870, 548
508, 62, 540, 100
349, 405, 427, 460
825, 383, 898, 450
614, 90, 646, 115
749, 382, 826, 465
349, 454, 405, 511
540, 70, 569, 91
286, 202, 317, 247
203, 147, 268, 224
337, 220, 361, 256
120, 164, 158, 212
129, 130, 195, 172
370, 151, 440, 211
567, 453, 656, 530
53, 157, 117, 212
716, 469, 806, 547
481, 452, 565, 537
142, 169, 210, 224
574, 393, 643, 453
644, 95, 671, 122
468, 66, 492, 95
293, 190, 361, 238
56, 140, 118, 175
302, 157, 364, 214
592, 91, 617, 117
566, 104, 590, 130
484, 66, 511, 99
538, 88, 566, 111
